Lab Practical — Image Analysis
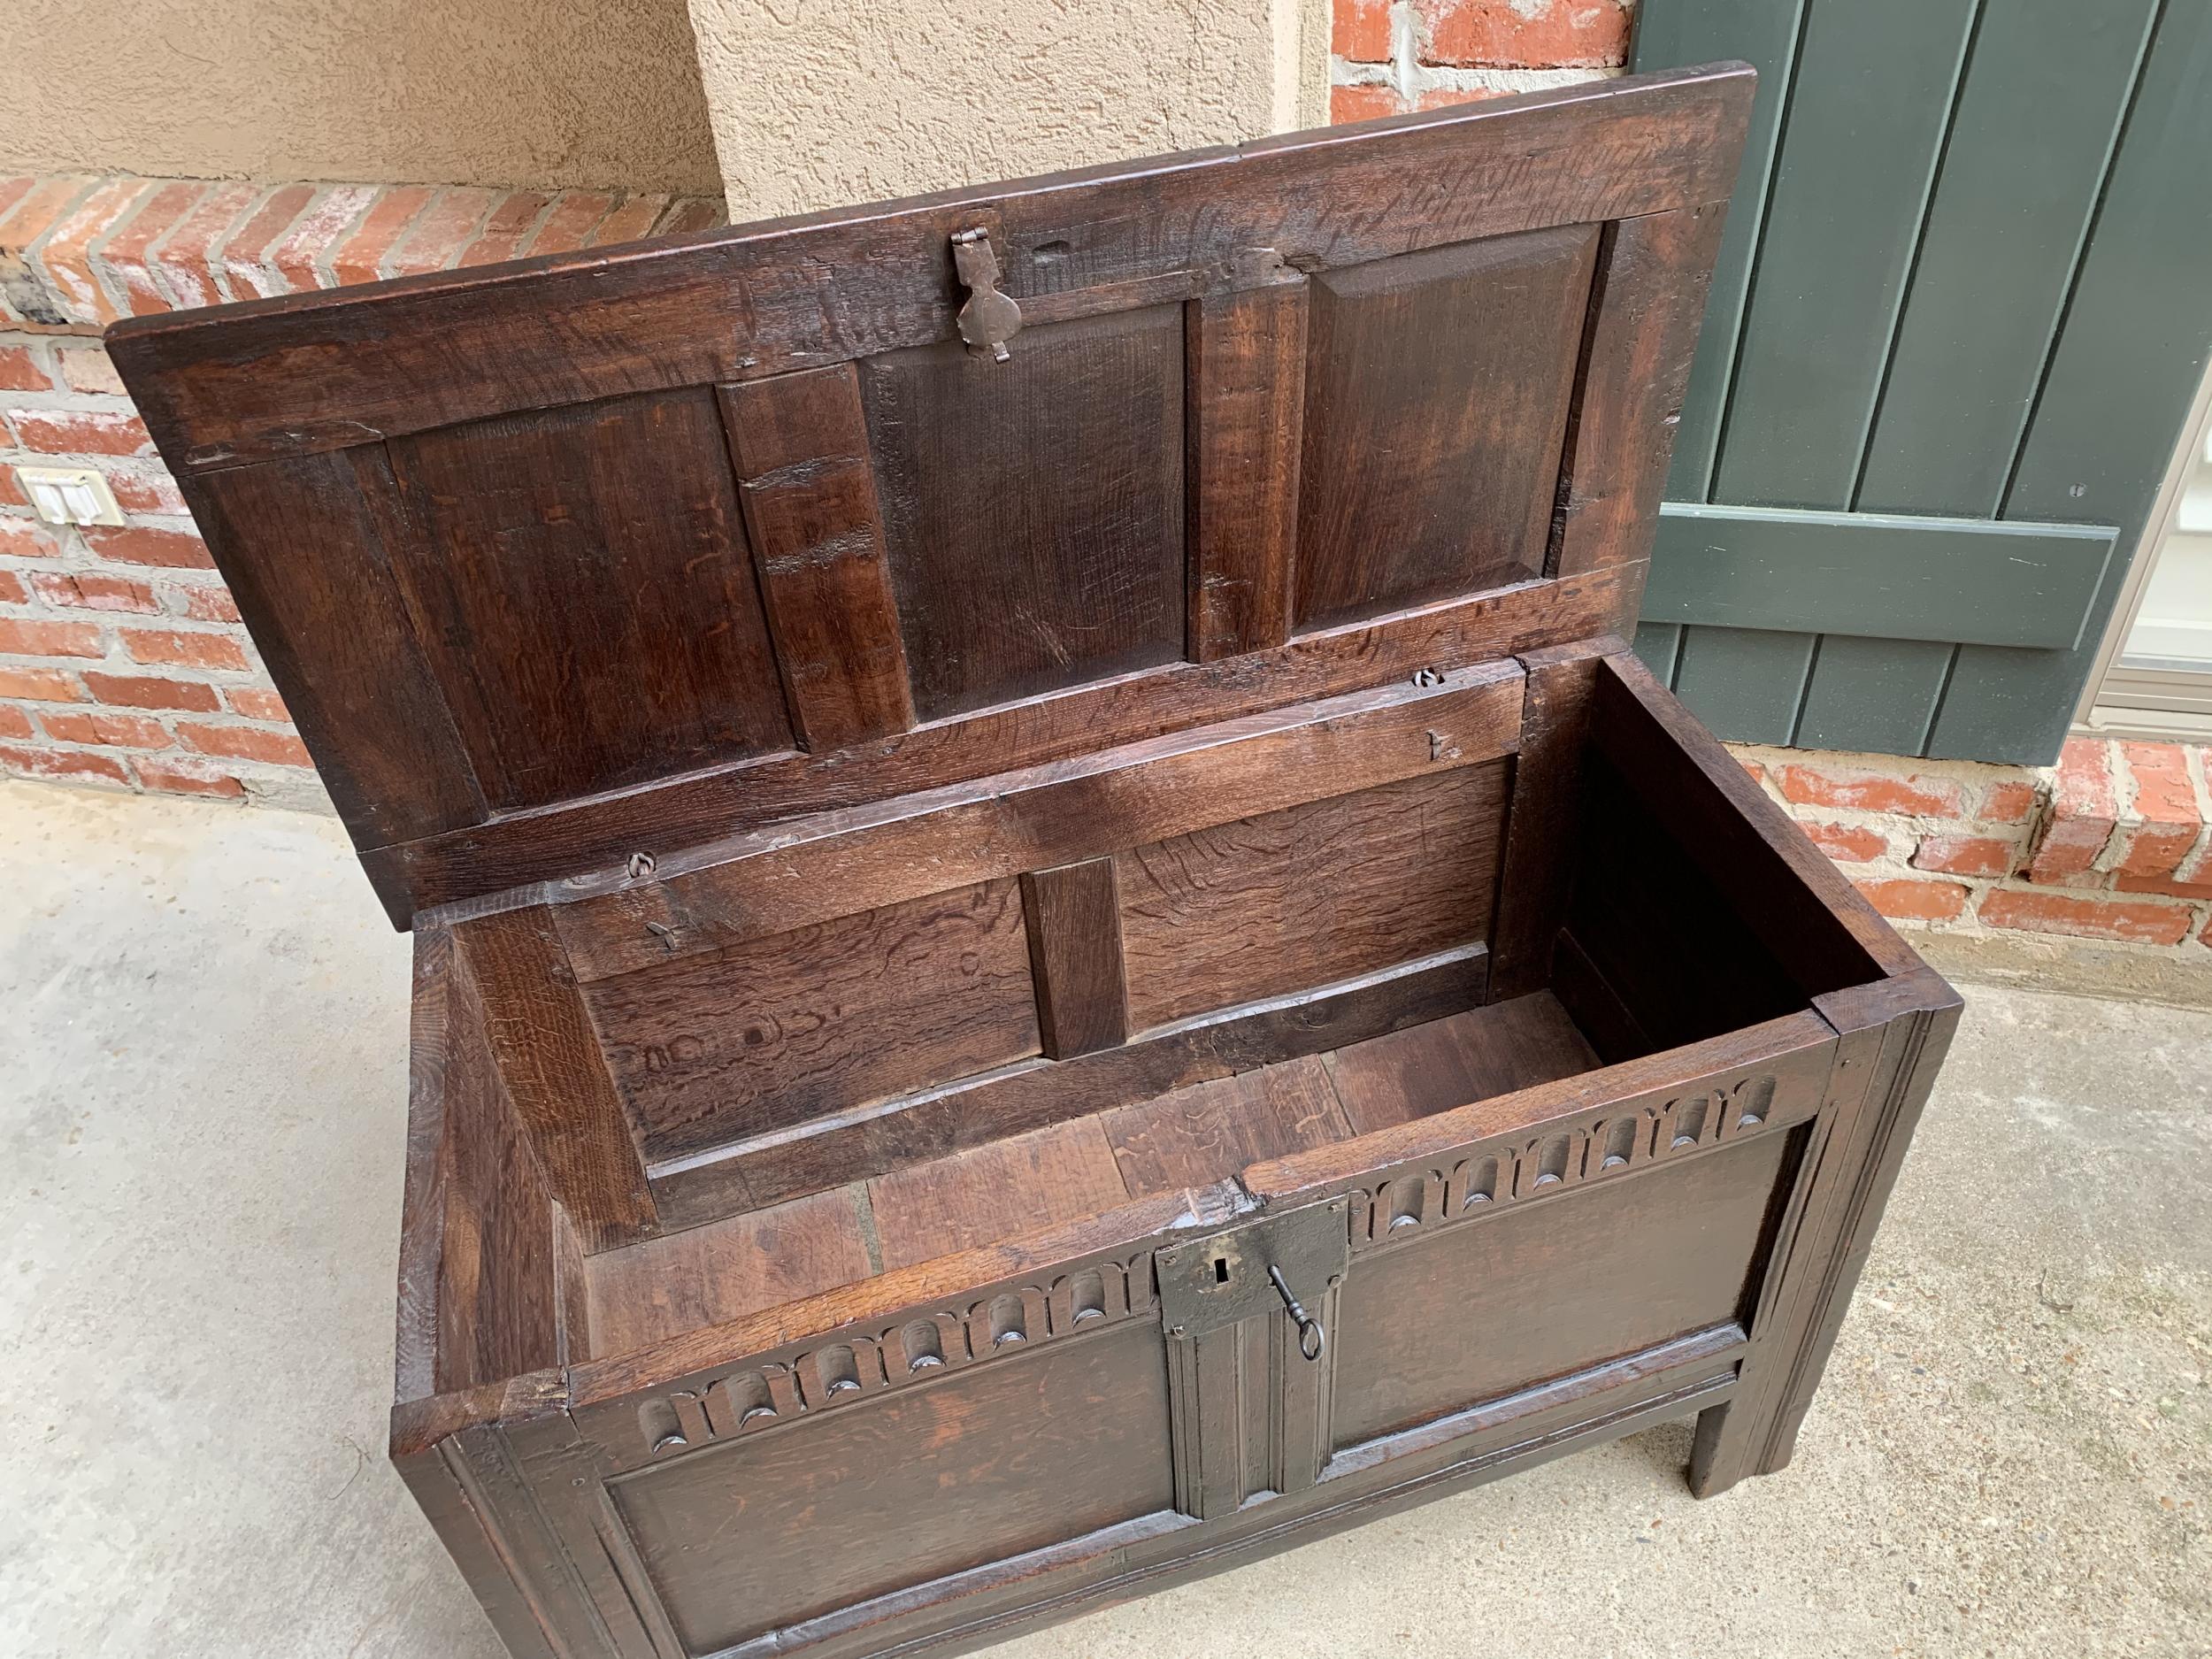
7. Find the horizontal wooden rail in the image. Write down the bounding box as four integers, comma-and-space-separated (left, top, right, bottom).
1643, 501, 2116, 649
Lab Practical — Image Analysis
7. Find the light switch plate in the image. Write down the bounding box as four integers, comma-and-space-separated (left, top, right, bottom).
16, 465, 126, 527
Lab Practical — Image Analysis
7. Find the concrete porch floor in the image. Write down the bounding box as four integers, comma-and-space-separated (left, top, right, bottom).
1, 780, 2206, 1659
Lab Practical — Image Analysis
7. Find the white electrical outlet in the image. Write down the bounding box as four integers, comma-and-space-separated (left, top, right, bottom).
16, 465, 126, 527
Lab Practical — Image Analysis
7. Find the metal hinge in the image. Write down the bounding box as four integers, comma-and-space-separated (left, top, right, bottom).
1155, 1198, 1350, 1359
951, 227, 1023, 363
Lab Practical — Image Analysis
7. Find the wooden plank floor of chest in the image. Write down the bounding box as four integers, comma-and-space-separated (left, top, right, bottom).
109, 63, 1960, 1659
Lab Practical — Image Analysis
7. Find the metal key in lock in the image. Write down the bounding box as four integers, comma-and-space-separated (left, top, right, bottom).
1268, 1263, 1325, 1361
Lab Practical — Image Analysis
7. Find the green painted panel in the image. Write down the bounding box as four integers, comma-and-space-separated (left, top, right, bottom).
1671, 626, 1816, 745
1793, 637, 1953, 753
1632, 621, 1683, 685
1856, 0, 2159, 516
1630, 0, 1804, 502
1932, 2, 2212, 761
1712, 0, 1978, 510
1644, 503, 2116, 648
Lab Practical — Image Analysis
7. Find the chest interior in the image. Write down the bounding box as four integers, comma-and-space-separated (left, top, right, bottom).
412, 639, 1894, 1390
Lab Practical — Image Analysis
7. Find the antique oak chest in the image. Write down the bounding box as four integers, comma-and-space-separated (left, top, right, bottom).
109, 64, 1959, 1659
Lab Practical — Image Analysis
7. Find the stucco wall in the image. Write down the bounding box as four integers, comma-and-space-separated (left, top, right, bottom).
0, 0, 722, 194
687, 0, 1330, 220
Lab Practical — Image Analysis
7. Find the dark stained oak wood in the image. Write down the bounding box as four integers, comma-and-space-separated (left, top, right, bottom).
864, 308, 1187, 719
104, 72, 1955, 1659
868, 1118, 1132, 1271
649, 946, 1486, 1225
719, 366, 916, 749
393, 927, 458, 1403
110, 67, 1757, 472
374, 565, 1623, 926
584, 1187, 875, 1360
614, 1322, 1177, 1654
1020, 858, 1131, 1059
1691, 967, 1962, 1496
1325, 992, 1600, 1134
1549, 204, 1730, 580
1564, 754, 1804, 1051
452, 907, 657, 1252
565, 1185, 1227, 1409
1187, 273, 1306, 659
384, 388, 792, 813
1117, 762, 1509, 1028
1295, 226, 1600, 627
1486, 636, 1609, 1000
1332, 1130, 1790, 1447
178, 453, 484, 848
544, 663, 1522, 984
431, 965, 563, 1394
1589, 650, 1918, 986
1245, 1009, 1837, 1204
1105, 1056, 1353, 1197
583, 878, 1041, 1165
1547, 926, 1654, 1065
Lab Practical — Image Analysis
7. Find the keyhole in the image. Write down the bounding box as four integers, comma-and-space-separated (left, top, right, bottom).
1213, 1256, 1230, 1285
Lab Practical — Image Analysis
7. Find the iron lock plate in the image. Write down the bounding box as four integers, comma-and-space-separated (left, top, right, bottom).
1155, 1198, 1351, 1341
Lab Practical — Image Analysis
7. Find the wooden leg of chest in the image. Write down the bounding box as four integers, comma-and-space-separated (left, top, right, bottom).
1688, 972, 1961, 1496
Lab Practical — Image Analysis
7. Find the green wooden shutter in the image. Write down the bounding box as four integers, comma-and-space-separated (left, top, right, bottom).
1632, 0, 2212, 763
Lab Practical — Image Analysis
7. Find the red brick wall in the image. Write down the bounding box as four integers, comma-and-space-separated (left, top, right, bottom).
1739, 739, 2212, 959
0, 174, 722, 807
1330, 0, 1635, 121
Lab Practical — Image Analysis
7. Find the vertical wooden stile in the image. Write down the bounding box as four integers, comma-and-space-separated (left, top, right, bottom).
1187, 268, 1308, 660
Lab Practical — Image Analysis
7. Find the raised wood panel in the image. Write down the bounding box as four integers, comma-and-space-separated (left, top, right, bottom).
611, 1320, 1175, 1654
719, 365, 916, 749
862, 307, 1187, 719
584, 879, 1041, 1166
383, 388, 792, 811
1117, 762, 1509, 1029
178, 452, 484, 845
869, 1118, 1131, 1271
1550, 205, 1727, 580
1332, 1129, 1793, 1446
1295, 226, 1601, 628
584, 1187, 874, 1359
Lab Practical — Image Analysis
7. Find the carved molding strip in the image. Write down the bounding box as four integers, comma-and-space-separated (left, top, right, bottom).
1347, 1073, 1784, 1251
632, 1250, 1157, 1463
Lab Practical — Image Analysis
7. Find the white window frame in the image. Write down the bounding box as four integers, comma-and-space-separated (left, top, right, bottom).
2079, 354, 2212, 742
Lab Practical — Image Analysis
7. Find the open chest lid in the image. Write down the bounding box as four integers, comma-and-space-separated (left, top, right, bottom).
108, 65, 1753, 930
